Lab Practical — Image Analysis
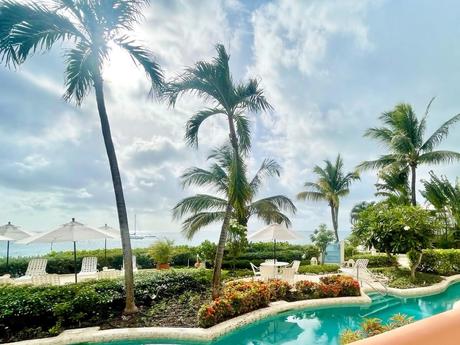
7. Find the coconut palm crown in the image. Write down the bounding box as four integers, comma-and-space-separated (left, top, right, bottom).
0, 0, 165, 314
358, 99, 460, 205
173, 145, 296, 240
297, 154, 360, 241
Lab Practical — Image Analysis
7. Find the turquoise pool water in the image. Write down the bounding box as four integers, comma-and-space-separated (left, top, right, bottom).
88, 282, 460, 345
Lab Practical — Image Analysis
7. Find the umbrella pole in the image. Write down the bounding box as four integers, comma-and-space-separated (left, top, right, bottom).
104, 238, 107, 267
73, 241, 77, 284
6, 241, 9, 270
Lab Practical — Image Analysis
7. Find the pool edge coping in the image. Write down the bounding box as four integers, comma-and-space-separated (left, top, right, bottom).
9, 274, 460, 345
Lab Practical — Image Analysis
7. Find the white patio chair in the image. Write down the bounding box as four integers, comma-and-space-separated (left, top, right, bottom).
122, 255, 138, 272
16, 258, 48, 281
250, 262, 261, 278
279, 267, 295, 284
291, 260, 301, 273
260, 265, 276, 281
310, 257, 318, 265
32, 274, 60, 286
339, 259, 369, 277
78, 257, 98, 278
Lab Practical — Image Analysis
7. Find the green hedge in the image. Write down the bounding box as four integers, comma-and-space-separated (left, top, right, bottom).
298, 264, 340, 274
408, 249, 460, 275
350, 254, 397, 268
0, 269, 211, 341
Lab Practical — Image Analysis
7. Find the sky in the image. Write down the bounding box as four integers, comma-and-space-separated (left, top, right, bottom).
1, 0, 460, 244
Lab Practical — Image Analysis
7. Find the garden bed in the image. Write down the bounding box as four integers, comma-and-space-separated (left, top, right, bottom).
371, 267, 443, 289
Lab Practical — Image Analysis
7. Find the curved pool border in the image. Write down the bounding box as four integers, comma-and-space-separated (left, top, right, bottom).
10, 274, 460, 345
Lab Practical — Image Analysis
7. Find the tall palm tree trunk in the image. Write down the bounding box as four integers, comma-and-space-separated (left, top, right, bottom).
94, 74, 137, 314
212, 202, 232, 298
410, 164, 417, 206
330, 205, 339, 241
211, 115, 239, 298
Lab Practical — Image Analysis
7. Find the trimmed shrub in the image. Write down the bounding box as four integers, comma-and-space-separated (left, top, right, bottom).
0, 269, 210, 341
198, 280, 270, 328
319, 275, 361, 297
266, 279, 291, 301
350, 254, 397, 268
408, 249, 460, 275
298, 264, 340, 274
293, 280, 320, 299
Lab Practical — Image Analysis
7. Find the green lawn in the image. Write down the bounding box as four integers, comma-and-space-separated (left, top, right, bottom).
371, 267, 443, 289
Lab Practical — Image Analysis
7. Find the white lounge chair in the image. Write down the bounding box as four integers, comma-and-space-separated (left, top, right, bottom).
291, 260, 301, 273
16, 258, 48, 281
279, 267, 295, 284
340, 258, 369, 277
250, 262, 261, 278
32, 274, 60, 286
77, 257, 98, 279
122, 255, 138, 272
97, 269, 121, 280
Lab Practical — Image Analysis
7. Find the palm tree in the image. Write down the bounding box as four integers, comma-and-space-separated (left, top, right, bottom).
350, 201, 375, 225
297, 154, 360, 241
173, 145, 296, 247
375, 167, 410, 205
166, 44, 271, 297
421, 171, 460, 239
0, 0, 165, 314
358, 99, 460, 205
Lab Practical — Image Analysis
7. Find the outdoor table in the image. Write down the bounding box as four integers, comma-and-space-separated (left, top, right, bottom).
260, 261, 289, 279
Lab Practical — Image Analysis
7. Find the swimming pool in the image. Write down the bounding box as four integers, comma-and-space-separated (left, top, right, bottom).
85, 282, 460, 345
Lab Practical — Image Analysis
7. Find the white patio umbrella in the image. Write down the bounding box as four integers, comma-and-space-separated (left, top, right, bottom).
99, 224, 120, 264
0, 222, 32, 267
20, 218, 117, 283
248, 223, 303, 262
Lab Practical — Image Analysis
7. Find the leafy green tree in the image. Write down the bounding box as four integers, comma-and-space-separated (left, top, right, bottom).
226, 219, 248, 272
0, 0, 165, 314
173, 145, 296, 243
352, 203, 439, 279
166, 44, 271, 298
358, 99, 460, 205
310, 224, 335, 264
421, 171, 460, 242
197, 240, 217, 263
297, 154, 360, 241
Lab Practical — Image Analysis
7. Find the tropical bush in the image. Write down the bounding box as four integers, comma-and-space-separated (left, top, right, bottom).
197, 280, 270, 328
350, 254, 397, 268
148, 239, 175, 265
0, 270, 211, 341
408, 249, 460, 275
340, 314, 414, 344
266, 279, 291, 301
292, 275, 360, 300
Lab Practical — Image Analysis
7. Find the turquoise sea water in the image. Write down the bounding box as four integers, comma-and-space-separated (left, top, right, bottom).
85, 282, 460, 345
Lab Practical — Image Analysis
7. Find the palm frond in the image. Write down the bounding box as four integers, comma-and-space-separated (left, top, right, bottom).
180, 166, 227, 193
234, 78, 273, 113
181, 211, 227, 240
356, 154, 399, 171
364, 127, 393, 145
63, 40, 96, 104
234, 114, 251, 153
115, 35, 164, 97
250, 158, 281, 194
185, 108, 225, 148
421, 113, 460, 152
172, 194, 227, 219
0, 0, 83, 67
418, 150, 460, 165
252, 195, 297, 214
296, 191, 326, 202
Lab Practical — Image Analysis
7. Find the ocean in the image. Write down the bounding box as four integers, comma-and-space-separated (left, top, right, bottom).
0, 230, 351, 258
